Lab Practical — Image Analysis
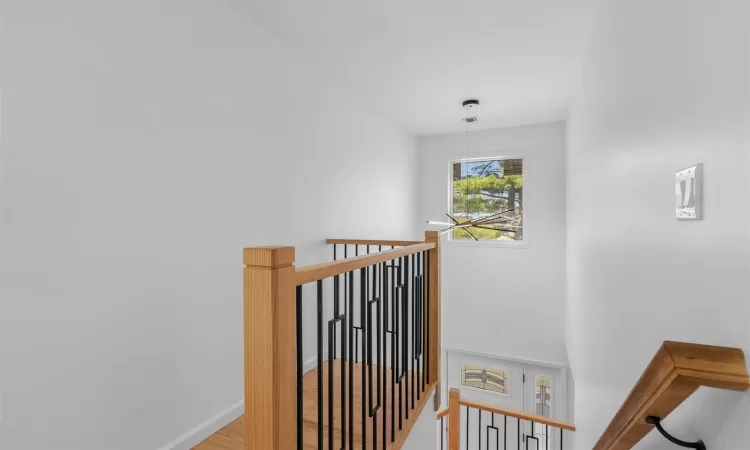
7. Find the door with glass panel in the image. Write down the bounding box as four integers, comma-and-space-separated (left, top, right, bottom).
522, 363, 564, 450
446, 351, 565, 450
447, 351, 524, 449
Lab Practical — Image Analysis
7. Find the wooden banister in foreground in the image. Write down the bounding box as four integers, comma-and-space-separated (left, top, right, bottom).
594, 341, 750, 450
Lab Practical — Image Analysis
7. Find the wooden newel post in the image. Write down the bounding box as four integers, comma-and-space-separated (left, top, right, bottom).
243, 246, 297, 450
448, 388, 460, 450
425, 230, 442, 410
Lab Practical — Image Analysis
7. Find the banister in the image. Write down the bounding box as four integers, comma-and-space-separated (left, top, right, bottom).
441, 387, 575, 450
594, 341, 750, 450
293, 242, 435, 286
243, 231, 443, 449
327, 238, 423, 247
457, 398, 576, 431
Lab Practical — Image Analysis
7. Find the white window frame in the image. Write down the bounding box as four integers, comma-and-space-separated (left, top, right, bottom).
447, 156, 530, 248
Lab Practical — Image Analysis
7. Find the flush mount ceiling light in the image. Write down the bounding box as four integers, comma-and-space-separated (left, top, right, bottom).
426, 99, 516, 240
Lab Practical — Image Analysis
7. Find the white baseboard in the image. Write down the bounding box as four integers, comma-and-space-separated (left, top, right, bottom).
156, 400, 243, 450
304, 351, 330, 373
156, 352, 329, 450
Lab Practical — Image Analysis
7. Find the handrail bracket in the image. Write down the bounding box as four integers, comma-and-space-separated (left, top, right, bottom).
646, 416, 706, 450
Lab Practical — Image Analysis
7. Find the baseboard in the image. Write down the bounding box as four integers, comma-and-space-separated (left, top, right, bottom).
303, 351, 330, 373
156, 399, 243, 450
155, 353, 329, 450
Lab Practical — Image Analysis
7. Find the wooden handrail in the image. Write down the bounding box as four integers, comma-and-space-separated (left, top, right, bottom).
327, 238, 423, 247
458, 398, 576, 431
594, 341, 750, 450
437, 408, 449, 419
293, 242, 435, 286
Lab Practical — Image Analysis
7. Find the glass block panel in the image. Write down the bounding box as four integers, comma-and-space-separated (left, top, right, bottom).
535, 376, 552, 417
460, 364, 509, 394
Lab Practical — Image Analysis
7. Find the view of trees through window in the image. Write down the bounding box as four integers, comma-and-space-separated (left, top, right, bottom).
451, 158, 524, 241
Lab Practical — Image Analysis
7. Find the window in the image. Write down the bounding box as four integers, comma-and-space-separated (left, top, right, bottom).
460, 364, 509, 394
451, 158, 524, 241
535, 376, 552, 417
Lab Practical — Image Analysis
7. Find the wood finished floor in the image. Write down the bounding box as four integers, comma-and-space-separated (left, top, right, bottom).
193, 360, 435, 450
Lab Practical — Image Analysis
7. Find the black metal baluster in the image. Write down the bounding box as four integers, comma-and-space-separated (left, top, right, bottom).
417, 252, 423, 395
404, 255, 410, 418
546, 424, 549, 450
296, 286, 303, 450
360, 268, 367, 447
317, 280, 323, 450
487, 412, 500, 450
426, 250, 430, 384
410, 254, 415, 410
328, 277, 347, 450
341, 313, 347, 450
479, 407, 482, 449
560, 428, 563, 450
466, 406, 470, 450
334, 274, 339, 360
391, 260, 398, 442
367, 268, 381, 450
397, 258, 403, 430
328, 319, 335, 450
422, 251, 426, 393
518, 418, 520, 450
382, 261, 388, 449
348, 271, 354, 450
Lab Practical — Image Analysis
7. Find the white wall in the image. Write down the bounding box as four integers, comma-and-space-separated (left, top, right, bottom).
401, 392, 437, 450
0, 1, 418, 449
418, 122, 568, 373
566, 0, 750, 448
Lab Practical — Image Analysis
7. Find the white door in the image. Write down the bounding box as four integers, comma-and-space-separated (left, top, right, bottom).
447, 351, 524, 449
521, 363, 564, 450
446, 351, 565, 450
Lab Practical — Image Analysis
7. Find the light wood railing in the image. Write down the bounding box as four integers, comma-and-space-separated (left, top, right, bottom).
594, 341, 750, 450
243, 231, 442, 450
438, 388, 575, 450
327, 238, 424, 247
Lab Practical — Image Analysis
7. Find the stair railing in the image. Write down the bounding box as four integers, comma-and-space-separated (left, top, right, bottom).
243, 231, 442, 450
438, 388, 576, 450
594, 341, 750, 450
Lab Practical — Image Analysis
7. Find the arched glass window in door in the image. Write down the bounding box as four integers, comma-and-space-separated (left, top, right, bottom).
460, 364, 509, 395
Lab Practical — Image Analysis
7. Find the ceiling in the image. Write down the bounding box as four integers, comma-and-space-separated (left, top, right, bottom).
231, 0, 598, 135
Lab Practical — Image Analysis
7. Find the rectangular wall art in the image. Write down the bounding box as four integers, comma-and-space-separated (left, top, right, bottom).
675, 163, 702, 220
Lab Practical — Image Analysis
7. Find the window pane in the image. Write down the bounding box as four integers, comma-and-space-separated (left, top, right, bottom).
451, 158, 524, 241
460, 364, 509, 394
535, 376, 552, 417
